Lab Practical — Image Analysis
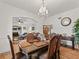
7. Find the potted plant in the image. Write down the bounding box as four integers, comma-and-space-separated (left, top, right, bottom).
73, 18, 79, 48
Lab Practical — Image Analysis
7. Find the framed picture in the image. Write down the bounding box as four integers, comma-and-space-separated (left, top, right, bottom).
43, 25, 52, 35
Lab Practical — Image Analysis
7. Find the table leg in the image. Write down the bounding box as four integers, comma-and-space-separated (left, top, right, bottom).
29, 55, 32, 59
72, 39, 75, 49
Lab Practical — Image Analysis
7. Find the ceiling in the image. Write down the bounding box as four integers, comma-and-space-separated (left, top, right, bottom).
0, 0, 79, 17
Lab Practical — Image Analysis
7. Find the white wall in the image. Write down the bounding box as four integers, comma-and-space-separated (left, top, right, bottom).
0, 2, 43, 53
45, 8, 79, 36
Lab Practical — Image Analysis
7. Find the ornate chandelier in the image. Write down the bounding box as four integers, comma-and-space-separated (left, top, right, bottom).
38, 0, 48, 16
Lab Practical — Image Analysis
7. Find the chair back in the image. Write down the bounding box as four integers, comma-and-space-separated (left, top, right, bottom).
7, 35, 15, 59
56, 34, 62, 48
56, 35, 62, 59
48, 35, 59, 59
26, 33, 34, 43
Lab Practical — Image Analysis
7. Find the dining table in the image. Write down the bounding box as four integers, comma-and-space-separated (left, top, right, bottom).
19, 39, 50, 59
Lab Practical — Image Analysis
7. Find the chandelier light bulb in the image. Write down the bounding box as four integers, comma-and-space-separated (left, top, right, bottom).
38, 0, 48, 16
46, 9, 48, 14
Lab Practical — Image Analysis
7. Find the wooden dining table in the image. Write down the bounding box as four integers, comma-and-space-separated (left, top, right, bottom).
19, 39, 49, 59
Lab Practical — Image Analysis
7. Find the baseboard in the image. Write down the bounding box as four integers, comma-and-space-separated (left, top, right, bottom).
0, 51, 10, 55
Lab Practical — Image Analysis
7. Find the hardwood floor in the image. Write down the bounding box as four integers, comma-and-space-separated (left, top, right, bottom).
60, 47, 79, 59
0, 52, 11, 59
0, 46, 79, 59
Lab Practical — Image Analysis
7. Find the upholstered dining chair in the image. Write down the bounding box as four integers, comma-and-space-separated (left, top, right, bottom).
7, 35, 27, 59
39, 35, 60, 59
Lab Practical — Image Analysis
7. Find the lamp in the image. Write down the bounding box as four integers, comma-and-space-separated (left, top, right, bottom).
38, 0, 48, 16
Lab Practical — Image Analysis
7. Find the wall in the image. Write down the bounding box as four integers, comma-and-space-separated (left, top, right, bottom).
45, 8, 79, 36
0, 2, 43, 53
45, 8, 79, 46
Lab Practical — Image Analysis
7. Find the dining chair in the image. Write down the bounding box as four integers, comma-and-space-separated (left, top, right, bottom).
26, 33, 34, 43
48, 35, 59, 59
39, 35, 60, 59
55, 34, 62, 59
7, 35, 27, 59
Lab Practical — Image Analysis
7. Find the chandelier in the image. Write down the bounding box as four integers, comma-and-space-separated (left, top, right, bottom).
38, 0, 48, 16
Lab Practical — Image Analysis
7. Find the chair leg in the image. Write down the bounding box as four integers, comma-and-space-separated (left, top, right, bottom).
53, 52, 57, 59
55, 53, 57, 59
55, 49, 60, 59
58, 50, 60, 59
52, 55, 56, 59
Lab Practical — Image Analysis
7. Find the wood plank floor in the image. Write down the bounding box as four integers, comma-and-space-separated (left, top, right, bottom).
60, 47, 79, 59
0, 46, 79, 59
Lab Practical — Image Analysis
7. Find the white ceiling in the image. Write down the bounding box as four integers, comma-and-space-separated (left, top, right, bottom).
0, 0, 79, 17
